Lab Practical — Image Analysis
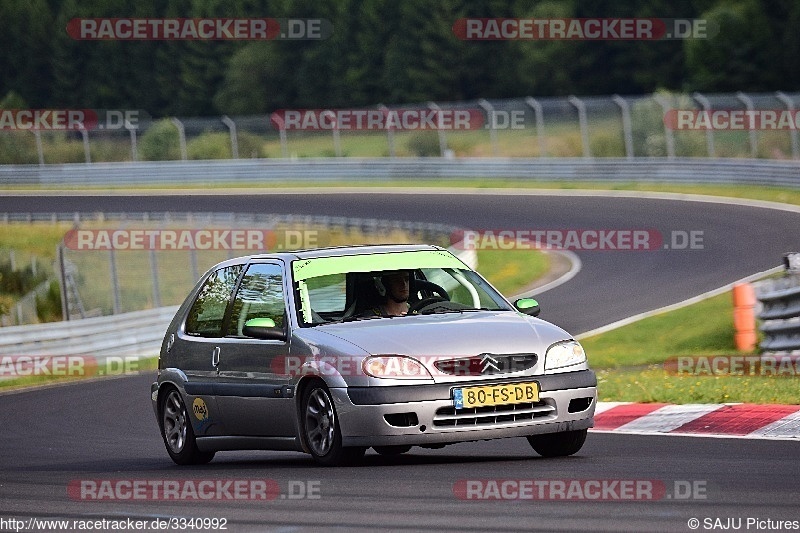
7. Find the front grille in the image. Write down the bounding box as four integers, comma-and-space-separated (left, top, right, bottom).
433, 400, 556, 428
434, 353, 538, 376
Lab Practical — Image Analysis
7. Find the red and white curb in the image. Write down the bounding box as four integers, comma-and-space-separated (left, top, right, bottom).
591, 402, 800, 440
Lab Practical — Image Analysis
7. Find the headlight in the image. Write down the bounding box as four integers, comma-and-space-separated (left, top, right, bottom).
362, 355, 432, 379
544, 340, 586, 370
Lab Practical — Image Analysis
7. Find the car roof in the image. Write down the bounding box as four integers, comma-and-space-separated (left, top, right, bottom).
242, 243, 445, 262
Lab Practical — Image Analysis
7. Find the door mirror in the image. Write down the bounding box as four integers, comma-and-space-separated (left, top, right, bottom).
242, 318, 286, 341
514, 298, 540, 317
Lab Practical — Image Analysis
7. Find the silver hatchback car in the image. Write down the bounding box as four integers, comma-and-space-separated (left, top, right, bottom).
152, 244, 597, 466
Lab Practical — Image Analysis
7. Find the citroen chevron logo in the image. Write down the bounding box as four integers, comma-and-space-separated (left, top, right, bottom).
480, 354, 500, 373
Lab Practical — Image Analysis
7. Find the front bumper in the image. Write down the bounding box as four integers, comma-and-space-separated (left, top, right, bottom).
333, 369, 597, 447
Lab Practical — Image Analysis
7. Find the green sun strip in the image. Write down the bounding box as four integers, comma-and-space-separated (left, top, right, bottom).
291, 250, 466, 281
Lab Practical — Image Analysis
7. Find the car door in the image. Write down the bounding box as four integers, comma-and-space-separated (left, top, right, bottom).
213, 261, 296, 437
172, 262, 244, 437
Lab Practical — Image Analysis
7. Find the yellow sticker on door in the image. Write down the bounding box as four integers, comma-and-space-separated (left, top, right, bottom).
192, 398, 209, 421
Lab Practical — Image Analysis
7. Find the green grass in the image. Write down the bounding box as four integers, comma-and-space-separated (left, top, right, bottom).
595, 367, 800, 404
475, 249, 550, 296
581, 291, 800, 405
580, 292, 738, 369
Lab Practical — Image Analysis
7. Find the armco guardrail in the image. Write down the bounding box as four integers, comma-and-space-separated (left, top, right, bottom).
0, 306, 179, 361
1, 158, 799, 188
755, 254, 800, 354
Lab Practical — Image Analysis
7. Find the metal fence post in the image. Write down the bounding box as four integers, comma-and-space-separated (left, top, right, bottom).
171, 118, 188, 160
57, 243, 69, 321
33, 130, 44, 165
190, 248, 199, 283
427, 102, 448, 156
568, 95, 591, 157
478, 99, 498, 156
693, 92, 715, 158
109, 248, 121, 314
80, 128, 91, 163
149, 248, 161, 308
613, 95, 634, 159
525, 97, 547, 157
320, 110, 342, 157
736, 92, 758, 158
270, 113, 289, 158
128, 124, 138, 162
221, 115, 239, 159
652, 93, 676, 159
776, 91, 799, 160
378, 104, 395, 157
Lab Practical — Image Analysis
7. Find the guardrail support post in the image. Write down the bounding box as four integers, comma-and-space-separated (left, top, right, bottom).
693, 92, 716, 158
568, 95, 591, 158
613, 95, 634, 159
776, 92, 799, 160
221, 115, 239, 159
525, 97, 547, 157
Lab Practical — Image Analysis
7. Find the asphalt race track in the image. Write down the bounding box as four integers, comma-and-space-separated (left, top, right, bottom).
1, 190, 799, 532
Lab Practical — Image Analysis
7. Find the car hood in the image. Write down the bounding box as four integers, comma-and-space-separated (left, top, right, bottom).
309, 311, 573, 381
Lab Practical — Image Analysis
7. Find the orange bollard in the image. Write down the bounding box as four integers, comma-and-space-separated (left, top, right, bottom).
732, 283, 757, 351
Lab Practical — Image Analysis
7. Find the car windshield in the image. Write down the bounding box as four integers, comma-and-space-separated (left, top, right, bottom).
292, 250, 512, 326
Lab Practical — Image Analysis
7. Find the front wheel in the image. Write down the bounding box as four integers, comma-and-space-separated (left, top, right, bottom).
160, 388, 215, 465
302, 382, 366, 466
527, 429, 587, 457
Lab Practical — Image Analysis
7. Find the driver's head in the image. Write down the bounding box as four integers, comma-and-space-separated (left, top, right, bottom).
381, 270, 410, 303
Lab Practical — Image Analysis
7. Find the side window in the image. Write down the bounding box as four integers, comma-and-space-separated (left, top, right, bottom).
305, 273, 347, 313
185, 264, 243, 337
228, 263, 286, 337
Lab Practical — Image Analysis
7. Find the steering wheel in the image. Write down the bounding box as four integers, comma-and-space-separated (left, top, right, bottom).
412, 279, 449, 301
408, 296, 449, 314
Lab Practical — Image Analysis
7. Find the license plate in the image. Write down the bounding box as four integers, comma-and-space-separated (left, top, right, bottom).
453, 381, 539, 409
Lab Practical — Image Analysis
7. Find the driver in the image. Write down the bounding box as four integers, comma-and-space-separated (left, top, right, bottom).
367, 270, 410, 316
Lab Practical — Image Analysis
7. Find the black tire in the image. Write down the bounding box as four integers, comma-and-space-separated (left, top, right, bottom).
527, 429, 587, 457
301, 381, 366, 466
373, 445, 412, 456
159, 388, 215, 465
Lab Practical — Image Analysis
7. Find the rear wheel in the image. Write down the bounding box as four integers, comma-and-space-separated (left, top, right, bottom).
302, 382, 366, 466
527, 429, 587, 457
160, 388, 215, 465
